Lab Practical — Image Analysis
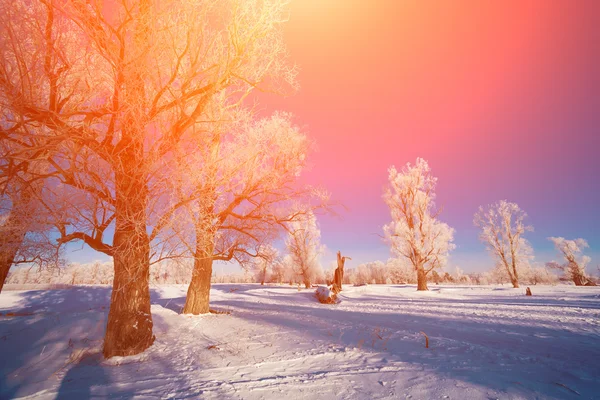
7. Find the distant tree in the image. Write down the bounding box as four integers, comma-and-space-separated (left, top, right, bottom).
247, 244, 280, 285
527, 265, 558, 285
270, 259, 286, 284
546, 237, 592, 286
452, 267, 472, 284
0, 170, 63, 292
0, 128, 66, 292
383, 158, 455, 291
285, 210, 324, 288
386, 258, 416, 284
474, 200, 533, 288
442, 272, 455, 283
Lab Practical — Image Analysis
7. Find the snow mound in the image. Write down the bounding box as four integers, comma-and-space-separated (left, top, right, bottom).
315, 286, 338, 304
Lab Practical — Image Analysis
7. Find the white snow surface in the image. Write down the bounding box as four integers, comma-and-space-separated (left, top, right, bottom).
1, 284, 599, 399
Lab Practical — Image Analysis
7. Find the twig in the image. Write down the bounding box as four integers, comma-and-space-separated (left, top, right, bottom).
419, 331, 429, 348
555, 382, 580, 396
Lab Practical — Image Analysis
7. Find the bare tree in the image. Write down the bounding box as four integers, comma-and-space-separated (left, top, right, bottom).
0, 0, 296, 357
285, 210, 324, 288
546, 237, 592, 286
474, 200, 533, 288
383, 158, 455, 291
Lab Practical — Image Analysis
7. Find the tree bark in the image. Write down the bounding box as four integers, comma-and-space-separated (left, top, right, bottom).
0, 186, 37, 293
572, 271, 587, 286
416, 266, 428, 291
103, 163, 154, 358
183, 217, 216, 315
510, 260, 520, 288
332, 251, 348, 294
0, 227, 27, 293
102, 0, 155, 359
183, 254, 214, 315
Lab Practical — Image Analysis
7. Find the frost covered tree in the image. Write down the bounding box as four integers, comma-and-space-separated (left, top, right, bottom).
0, 129, 65, 292
0, 179, 61, 292
383, 158, 455, 291
0, 0, 296, 357
163, 111, 327, 314
285, 210, 324, 288
527, 265, 558, 285
247, 245, 280, 285
474, 200, 533, 288
547, 237, 592, 286
386, 258, 416, 284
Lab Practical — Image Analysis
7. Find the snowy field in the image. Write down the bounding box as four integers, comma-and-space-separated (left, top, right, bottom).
1, 284, 599, 399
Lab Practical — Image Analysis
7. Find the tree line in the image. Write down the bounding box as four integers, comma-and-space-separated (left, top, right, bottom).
5, 257, 562, 287
382, 158, 596, 290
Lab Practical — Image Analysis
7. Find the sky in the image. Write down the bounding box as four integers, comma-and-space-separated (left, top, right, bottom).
69, 0, 600, 274
255, 0, 600, 272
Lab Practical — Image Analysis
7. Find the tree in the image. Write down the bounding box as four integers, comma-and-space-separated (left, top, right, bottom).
474, 200, 533, 288
0, 147, 62, 292
285, 210, 324, 288
165, 111, 327, 314
547, 237, 592, 286
386, 258, 416, 284
527, 265, 558, 285
383, 158, 455, 291
247, 244, 280, 285
0, 0, 296, 357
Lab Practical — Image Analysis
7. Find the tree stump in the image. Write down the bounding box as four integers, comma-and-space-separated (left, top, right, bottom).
526, 287, 532, 296
332, 251, 351, 294
316, 286, 337, 304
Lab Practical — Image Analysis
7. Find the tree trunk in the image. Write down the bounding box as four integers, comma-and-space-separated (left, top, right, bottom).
416, 266, 428, 291
0, 186, 37, 293
183, 217, 215, 315
0, 251, 18, 293
510, 259, 520, 288
0, 229, 26, 293
183, 254, 214, 315
332, 267, 342, 293
103, 165, 154, 358
332, 251, 348, 293
102, 0, 155, 359
572, 272, 587, 286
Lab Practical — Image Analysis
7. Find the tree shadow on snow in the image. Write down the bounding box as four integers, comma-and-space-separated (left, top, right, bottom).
211, 295, 600, 399
56, 353, 116, 400
0, 286, 164, 399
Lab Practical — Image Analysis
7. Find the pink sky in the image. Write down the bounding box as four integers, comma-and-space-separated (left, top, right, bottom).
256, 0, 600, 271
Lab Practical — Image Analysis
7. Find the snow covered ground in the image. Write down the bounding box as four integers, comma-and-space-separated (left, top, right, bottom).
1, 284, 599, 399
